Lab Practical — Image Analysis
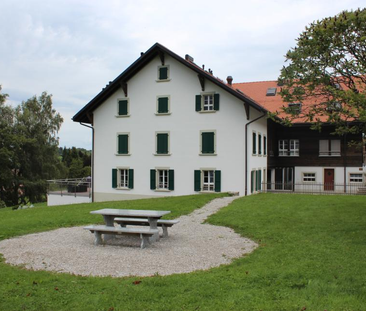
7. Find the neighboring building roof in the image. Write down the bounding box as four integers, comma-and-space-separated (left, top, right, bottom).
72, 43, 267, 124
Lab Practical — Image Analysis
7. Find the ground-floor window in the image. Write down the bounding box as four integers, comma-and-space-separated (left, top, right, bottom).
349, 173, 363, 183
194, 169, 221, 192
303, 172, 316, 182
112, 168, 134, 189
150, 169, 174, 191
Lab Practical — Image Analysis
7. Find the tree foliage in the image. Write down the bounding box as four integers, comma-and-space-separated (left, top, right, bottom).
0, 87, 66, 206
278, 8, 366, 135
59, 146, 91, 178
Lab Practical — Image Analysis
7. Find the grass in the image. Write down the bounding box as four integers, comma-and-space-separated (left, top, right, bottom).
0, 193, 366, 310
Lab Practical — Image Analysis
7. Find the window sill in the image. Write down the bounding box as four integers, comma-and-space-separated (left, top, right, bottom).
199, 191, 215, 194
115, 154, 131, 156
156, 79, 171, 83
199, 153, 217, 156
199, 110, 217, 114
278, 155, 300, 157
155, 112, 171, 116
115, 115, 130, 118
154, 153, 171, 156
154, 189, 171, 192
319, 155, 341, 157
116, 187, 131, 191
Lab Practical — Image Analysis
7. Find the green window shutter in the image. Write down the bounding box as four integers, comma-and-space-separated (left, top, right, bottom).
195, 95, 202, 111
128, 169, 134, 189
264, 136, 267, 155
251, 171, 254, 193
258, 170, 262, 190
118, 135, 129, 154
215, 170, 221, 192
202, 132, 215, 154
150, 169, 156, 190
157, 133, 168, 154
168, 170, 174, 190
112, 169, 117, 188
118, 100, 128, 116
159, 67, 168, 80
158, 97, 169, 113
214, 93, 220, 111
252, 133, 257, 154
194, 170, 201, 191
258, 134, 262, 155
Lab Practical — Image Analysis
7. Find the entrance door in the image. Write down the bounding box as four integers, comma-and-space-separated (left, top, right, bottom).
324, 169, 334, 191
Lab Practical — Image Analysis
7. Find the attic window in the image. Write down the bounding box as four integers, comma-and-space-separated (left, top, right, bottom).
266, 87, 277, 96
288, 102, 302, 114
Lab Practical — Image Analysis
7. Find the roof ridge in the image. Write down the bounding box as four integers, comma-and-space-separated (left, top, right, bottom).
234, 80, 278, 85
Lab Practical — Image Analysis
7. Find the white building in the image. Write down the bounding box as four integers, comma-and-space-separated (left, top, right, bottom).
73, 43, 268, 202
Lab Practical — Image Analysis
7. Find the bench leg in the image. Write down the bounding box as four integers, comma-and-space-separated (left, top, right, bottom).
118, 222, 126, 228
140, 234, 150, 249
148, 217, 160, 242
94, 231, 103, 245
162, 224, 168, 238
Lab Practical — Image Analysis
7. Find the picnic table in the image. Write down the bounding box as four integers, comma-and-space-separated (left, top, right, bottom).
90, 208, 171, 243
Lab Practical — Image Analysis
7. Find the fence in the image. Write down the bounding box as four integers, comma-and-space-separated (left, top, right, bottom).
262, 182, 366, 195
47, 177, 92, 198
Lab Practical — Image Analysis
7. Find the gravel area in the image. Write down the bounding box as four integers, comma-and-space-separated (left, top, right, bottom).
0, 196, 257, 277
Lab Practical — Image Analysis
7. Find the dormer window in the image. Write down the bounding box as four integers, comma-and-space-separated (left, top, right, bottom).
266, 87, 277, 96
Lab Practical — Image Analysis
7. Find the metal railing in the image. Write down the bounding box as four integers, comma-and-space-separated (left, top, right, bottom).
47, 177, 92, 198
262, 182, 366, 195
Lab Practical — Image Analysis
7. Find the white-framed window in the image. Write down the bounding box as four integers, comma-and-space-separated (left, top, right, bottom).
289, 139, 299, 156
194, 169, 221, 192
303, 173, 316, 182
279, 140, 288, 156
156, 96, 170, 115
279, 139, 299, 156
158, 169, 169, 190
349, 173, 363, 183
203, 94, 214, 111
150, 168, 174, 191
112, 168, 133, 189
157, 65, 170, 81
319, 139, 341, 156
202, 170, 215, 191
196, 93, 220, 112
116, 98, 129, 117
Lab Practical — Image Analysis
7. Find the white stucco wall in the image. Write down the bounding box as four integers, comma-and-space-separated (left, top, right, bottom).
92, 55, 267, 201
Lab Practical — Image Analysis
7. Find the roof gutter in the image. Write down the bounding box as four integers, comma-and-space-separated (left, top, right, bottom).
245, 112, 266, 196
80, 122, 94, 203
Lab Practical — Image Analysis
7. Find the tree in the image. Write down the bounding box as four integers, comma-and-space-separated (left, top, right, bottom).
277, 8, 366, 135
0, 87, 66, 206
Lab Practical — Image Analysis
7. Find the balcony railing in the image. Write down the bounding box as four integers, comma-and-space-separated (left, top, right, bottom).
47, 178, 92, 198
262, 182, 366, 195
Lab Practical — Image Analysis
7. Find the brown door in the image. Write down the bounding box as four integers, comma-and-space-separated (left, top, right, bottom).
324, 169, 334, 191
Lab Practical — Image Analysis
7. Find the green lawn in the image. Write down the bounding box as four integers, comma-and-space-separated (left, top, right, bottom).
1, 193, 366, 310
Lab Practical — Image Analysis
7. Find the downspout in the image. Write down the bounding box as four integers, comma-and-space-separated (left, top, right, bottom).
245, 112, 266, 196
80, 122, 94, 202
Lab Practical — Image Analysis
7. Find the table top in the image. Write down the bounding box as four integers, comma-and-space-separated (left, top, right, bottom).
90, 208, 170, 218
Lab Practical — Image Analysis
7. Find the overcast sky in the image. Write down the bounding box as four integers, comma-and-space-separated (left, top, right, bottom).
1, 0, 364, 150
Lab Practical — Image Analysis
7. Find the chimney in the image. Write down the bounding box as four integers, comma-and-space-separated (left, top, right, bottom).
227, 76, 233, 86
185, 54, 194, 62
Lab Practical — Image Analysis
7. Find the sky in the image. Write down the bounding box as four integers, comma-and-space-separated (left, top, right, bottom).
0, 0, 364, 150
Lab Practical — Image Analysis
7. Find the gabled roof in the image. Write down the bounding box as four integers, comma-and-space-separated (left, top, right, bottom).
72, 43, 267, 124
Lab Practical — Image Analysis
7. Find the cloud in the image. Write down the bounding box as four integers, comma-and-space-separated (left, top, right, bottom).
0, 0, 364, 148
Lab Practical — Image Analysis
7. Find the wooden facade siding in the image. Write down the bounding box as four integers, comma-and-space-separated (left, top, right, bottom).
267, 120, 363, 168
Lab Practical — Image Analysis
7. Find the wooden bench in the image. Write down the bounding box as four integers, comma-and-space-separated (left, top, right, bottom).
84, 225, 159, 249
114, 218, 179, 238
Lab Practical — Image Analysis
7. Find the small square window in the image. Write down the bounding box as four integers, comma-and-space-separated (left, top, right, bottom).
157, 96, 170, 114
117, 99, 129, 116
349, 173, 363, 183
